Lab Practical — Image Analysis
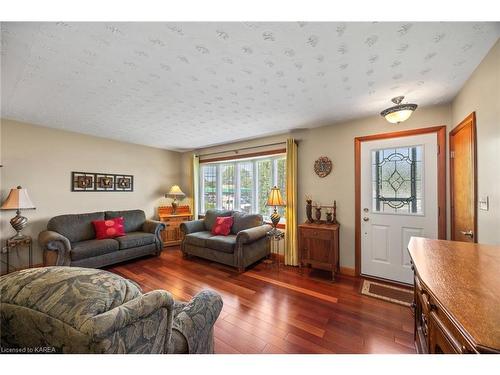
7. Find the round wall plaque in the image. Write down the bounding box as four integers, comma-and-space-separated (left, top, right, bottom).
314, 156, 332, 178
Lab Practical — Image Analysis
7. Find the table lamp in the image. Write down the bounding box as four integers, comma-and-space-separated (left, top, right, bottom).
266, 186, 285, 231
1, 186, 36, 239
166, 185, 185, 214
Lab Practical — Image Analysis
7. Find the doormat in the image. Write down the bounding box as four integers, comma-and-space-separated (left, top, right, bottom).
360, 279, 413, 307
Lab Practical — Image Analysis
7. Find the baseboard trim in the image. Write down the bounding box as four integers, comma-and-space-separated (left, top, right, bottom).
340, 266, 356, 277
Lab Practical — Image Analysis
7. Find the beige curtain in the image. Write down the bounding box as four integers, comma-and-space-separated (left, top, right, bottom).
192, 154, 200, 219
285, 138, 298, 266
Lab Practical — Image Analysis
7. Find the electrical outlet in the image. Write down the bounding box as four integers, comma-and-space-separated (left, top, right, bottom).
479, 196, 489, 211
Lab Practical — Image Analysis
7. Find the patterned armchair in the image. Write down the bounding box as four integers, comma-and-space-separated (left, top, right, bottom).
0, 267, 222, 354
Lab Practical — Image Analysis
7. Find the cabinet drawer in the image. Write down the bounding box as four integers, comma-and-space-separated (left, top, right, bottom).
427, 299, 476, 354
161, 217, 189, 225
301, 228, 332, 241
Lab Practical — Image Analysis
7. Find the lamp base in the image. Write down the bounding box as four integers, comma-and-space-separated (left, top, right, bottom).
171, 199, 178, 215
270, 208, 281, 229
10, 210, 28, 239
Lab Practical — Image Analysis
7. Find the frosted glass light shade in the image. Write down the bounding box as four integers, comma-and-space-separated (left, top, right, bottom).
380, 96, 418, 124
384, 109, 414, 124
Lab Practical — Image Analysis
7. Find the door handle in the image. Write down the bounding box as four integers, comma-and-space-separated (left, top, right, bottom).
363, 217, 369, 222
460, 230, 474, 239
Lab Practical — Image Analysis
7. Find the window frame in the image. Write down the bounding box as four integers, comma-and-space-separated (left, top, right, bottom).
199, 154, 286, 219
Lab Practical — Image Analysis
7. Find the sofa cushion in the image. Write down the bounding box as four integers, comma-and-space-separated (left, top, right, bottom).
71, 239, 119, 261
231, 212, 263, 234
48, 212, 104, 243
211, 216, 233, 236
105, 210, 146, 233
116, 232, 156, 250
93, 217, 125, 239
204, 209, 233, 231
184, 231, 214, 248
205, 235, 237, 254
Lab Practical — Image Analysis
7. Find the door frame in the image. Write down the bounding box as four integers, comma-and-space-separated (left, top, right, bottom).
354, 125, 447, 277
449, 112, 477, 242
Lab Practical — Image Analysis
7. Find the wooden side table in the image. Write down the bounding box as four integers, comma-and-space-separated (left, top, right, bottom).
2, 235, 33, 274
158, 205, 192, 247
263, 228, 285, 271
298, 222, 340, 281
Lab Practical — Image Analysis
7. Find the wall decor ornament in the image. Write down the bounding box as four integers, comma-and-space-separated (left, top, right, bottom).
304, 197, 337, 224
314, 156, 332, 178
71, 172, 134, 192
314, 205, 322, 223
305, 195, 313, 223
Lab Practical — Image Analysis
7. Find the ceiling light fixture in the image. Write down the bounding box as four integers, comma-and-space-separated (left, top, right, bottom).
380, 96, 418, 124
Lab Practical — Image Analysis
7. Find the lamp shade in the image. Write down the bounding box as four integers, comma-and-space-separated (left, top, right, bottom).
266, 186, 285, 207
166, 185, 185, 199
1, 186, 36, 210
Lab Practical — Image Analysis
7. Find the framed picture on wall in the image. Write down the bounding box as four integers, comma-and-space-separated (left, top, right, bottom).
96, 174, 115, 191
71, 172, 95, 191
115, 175, 134, 192
71, 172, 134, 192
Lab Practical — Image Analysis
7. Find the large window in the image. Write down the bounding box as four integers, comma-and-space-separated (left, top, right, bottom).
199, 155, 286, 219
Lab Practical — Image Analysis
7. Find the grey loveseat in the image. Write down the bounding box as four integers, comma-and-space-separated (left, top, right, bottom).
0, 266, 223, 353
39, 210, 165, 268
180, 209, 272, 272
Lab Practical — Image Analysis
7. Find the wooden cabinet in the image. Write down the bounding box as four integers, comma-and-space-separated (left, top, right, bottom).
409, 237, 500, 354
158, 206, 192, 247
298, 223, 339, 281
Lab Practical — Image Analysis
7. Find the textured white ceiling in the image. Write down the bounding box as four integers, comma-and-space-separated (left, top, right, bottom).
1, 22, 499, 150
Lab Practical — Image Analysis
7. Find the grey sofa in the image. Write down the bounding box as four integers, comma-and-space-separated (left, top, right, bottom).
39, 210, 165, 268
180, 209, 272, 272
0, 266, 223, 353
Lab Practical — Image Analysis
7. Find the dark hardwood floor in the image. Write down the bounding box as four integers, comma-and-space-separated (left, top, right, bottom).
107, 247, 416, 354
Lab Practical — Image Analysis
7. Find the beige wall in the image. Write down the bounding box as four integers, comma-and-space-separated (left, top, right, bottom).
451, 39, 500, 245
183, 104, 452, 269
0, 119, 181, 271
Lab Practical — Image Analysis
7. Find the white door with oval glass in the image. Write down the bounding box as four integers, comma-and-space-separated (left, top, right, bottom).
361, 133, 438, 284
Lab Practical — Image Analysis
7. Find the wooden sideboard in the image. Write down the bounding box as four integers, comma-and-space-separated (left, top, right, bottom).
408, 237, 500, 354
158, 205, 192, 247
298, 222, 340, 281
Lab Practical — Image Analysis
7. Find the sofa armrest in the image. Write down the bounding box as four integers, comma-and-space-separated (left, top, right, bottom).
169, 290, 223, 354
81, 290, 174, 341
38, 230, 72, 266
180, 219, 205, 235
143, 220, 166, 252
143, 219, 166, 235
236, 224, 273, 245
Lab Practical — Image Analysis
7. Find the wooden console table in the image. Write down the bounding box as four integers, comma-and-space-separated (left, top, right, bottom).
298, 222, 340, 281
408, 237, 500, 354
158, 205, 192, 247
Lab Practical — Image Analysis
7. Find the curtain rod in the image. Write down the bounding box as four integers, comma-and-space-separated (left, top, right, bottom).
197, 141, 286, 158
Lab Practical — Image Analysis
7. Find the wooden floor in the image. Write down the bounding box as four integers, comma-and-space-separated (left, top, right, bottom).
107, 247, 416, 354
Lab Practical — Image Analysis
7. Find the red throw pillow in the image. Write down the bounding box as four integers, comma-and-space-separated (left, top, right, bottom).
211, 216, 233, 236
92, 217, 125, 239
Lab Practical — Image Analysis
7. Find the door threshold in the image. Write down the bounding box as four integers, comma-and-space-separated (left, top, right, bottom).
360, 273, 413, 289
